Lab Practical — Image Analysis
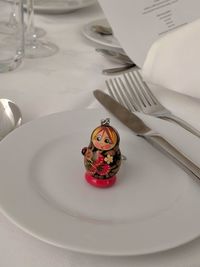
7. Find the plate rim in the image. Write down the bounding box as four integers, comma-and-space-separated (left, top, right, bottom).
29, 0, 97, 14
82, 18, 121, 49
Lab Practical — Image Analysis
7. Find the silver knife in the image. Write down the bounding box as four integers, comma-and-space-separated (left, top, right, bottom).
93, 89, 200, 180
95, 48, 134, 65
102, 65, 136, 75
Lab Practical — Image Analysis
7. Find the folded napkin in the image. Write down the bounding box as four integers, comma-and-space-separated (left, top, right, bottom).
143, 18, 200, 99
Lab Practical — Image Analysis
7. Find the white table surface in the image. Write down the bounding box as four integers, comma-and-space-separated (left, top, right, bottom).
1, 2, 200, 266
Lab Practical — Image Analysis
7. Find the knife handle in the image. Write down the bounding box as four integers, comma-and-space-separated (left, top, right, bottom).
144, 134, 200, 181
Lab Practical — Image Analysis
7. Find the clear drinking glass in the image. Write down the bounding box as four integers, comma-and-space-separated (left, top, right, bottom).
0, 0, 24, 72
25, 0, 58, 58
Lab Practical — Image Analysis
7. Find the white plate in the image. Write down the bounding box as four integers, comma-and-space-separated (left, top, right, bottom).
32, 0, 96, 14
0, 108, 200, 256
82, 18, 121, 49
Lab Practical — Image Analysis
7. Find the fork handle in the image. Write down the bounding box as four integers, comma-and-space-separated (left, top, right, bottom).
160, 114, 200, 138
144, 134, 200, 181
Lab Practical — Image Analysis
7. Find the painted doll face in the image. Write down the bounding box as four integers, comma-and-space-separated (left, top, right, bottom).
92, 126, 118, 151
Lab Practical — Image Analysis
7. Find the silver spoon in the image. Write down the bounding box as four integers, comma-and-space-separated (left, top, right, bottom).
0, 99, 22, 140
91, 25, 113, 35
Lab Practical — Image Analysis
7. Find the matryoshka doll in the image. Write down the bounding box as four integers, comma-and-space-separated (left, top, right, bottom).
81, 118, 121, 188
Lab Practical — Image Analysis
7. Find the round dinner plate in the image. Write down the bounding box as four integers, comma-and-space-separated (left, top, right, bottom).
0, 108, 200, 256
82, 18, 121, 49
31, 0, 96, 14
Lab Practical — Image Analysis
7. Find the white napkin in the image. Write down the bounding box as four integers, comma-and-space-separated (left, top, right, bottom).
143, 18, 200, 99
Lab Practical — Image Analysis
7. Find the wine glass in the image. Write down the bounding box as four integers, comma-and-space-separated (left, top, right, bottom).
0, 0, 24, 72
25, 0, 58, 58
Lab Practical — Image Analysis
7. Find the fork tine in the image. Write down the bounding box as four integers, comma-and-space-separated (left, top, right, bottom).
124, 72, 149, 109
117, 77, 138, 112
106, 78, 136, 112
134, 70, 158, 105
106, 79, 123, 106
129, 71, 154, 106
105, 80, 115, 98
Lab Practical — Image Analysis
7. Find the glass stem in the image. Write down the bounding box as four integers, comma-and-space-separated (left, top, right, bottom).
9, 0, 18, 27
26, 0, 37, 44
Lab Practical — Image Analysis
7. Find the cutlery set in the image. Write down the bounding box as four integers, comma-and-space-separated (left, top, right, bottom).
93, 25, 136, 74
95, 48, 134, 65
96, 48, 136, 74
94, 69, 200, 181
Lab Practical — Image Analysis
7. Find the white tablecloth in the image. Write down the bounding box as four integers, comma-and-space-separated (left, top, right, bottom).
1, 2, 200, 266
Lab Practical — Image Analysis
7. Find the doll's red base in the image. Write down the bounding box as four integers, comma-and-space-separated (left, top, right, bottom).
85, 172, 116, 188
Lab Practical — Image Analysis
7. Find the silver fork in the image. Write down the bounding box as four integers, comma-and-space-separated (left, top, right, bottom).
106, 69, 200, 138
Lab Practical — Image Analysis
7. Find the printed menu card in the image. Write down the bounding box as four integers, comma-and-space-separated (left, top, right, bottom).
98, 0, 200, 67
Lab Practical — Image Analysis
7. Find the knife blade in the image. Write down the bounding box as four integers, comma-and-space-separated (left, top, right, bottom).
102, 65, 136, 75
94, 89, 200, 181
